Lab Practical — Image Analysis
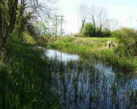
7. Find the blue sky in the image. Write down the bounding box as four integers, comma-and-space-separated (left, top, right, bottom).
57, 0, 137, 34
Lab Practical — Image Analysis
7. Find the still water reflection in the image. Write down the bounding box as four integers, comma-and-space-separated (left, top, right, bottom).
45, 49, 79, 63
45, 49, 137, 109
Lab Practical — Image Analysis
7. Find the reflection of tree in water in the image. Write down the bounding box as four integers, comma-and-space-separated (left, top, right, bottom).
50, 60, 137, 109
129, 91, 137, 108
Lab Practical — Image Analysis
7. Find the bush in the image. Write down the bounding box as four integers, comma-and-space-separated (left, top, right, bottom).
81, 23, 111, 37
102, 29, 111, 36
113, 28, 137, 56
81, 23, 95, 37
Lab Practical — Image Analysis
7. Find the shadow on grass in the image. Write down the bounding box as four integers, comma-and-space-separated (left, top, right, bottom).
0, 40, 60, 109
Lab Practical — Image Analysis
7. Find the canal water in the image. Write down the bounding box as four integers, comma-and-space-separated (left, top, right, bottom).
45, 49, 137, 109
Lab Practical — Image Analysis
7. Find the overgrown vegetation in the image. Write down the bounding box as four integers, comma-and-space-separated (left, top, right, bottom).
0, 32, 61, 108
47, 35, 137, 73
0, 0, 61, 109
113, 28, 137, 57
1, 0, 137, 108
81, 23, 111, 37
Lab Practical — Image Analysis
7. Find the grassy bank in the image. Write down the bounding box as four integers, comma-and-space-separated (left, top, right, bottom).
47, 36, 137, 73
47, 37, 115, 55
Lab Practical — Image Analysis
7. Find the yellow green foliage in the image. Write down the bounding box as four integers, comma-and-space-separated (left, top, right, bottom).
23, 32, 36, 44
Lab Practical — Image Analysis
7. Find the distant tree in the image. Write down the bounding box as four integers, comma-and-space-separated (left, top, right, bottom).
81, 23, 95, 36
81, 23, 111, 37
80, 4, 111, 37
80, 18, 86, 33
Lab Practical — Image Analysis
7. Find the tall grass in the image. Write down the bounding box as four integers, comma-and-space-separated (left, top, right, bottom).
47, 36, 137, 73
0, 35, 60, 109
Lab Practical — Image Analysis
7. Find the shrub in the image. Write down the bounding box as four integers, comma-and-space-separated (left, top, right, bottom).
81, 23, 111, 37
81, 23, 95, 37
113, 28, 137, 56
102, 29, 111, 37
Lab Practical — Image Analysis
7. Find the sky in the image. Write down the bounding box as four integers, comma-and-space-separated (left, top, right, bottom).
57, 0, 137, 34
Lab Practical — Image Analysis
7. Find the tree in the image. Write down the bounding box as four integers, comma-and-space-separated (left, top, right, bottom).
0, 0, 54, 60
0, 0, 18, 59
80, 4, 111, 37
81, 23, 95, 36
80, 18, 86, 33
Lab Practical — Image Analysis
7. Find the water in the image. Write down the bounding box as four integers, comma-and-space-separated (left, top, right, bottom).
45, 49, 137, 109
45, 49, 79, 63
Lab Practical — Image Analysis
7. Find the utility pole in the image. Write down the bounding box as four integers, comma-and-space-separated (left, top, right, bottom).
54, 15, 64, 36
55, 15, 58, 37
60, 16, 64, 36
